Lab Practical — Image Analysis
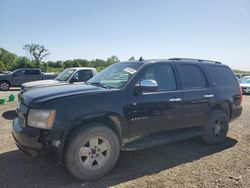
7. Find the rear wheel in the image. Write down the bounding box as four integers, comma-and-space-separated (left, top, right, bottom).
64, 124, 120, 180
0, 81, 10, 91
201, 110, 229, 145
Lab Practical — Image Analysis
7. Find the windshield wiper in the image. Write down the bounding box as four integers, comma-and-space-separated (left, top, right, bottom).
87, 82, 108, 89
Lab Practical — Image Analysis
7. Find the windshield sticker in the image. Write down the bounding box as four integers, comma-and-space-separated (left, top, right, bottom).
124, 67, 137, 74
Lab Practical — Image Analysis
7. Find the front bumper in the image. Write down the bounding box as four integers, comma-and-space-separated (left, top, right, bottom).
12, 118, 42, 156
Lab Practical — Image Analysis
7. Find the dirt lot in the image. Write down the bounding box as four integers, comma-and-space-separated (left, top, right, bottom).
0, 88, 250, 188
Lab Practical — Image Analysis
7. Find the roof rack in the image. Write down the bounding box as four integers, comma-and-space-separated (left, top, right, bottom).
168, 58, 222, 64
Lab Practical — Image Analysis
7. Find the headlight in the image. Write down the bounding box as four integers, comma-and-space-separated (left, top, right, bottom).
27, 109, 56, 129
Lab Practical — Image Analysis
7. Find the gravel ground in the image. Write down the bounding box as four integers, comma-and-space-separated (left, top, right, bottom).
0, 88, 250, 188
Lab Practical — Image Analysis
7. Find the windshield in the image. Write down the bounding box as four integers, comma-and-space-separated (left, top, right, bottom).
88, 63, 143, 89
56, 69, 76, 81
240, 79, 250, 84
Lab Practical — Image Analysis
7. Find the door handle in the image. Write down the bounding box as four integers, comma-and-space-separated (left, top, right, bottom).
169, 98, 182, 102
204, 94, 214, 98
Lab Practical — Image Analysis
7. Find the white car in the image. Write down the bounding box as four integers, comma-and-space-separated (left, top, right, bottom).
240, 78, 250, 94
20, 67, 97, 93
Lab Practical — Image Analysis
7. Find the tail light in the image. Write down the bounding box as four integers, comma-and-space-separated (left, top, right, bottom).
240, 86, 243, 105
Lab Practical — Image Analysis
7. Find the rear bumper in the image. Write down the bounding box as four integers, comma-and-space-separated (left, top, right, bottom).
231, 105, 242, 121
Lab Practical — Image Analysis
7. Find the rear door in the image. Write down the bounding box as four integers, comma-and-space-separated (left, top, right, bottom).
24, 70, 42, 83
126, 63, 183, 137
176, 63, 213, 128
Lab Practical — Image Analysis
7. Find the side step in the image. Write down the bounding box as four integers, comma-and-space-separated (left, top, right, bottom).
122, 127, 202, 151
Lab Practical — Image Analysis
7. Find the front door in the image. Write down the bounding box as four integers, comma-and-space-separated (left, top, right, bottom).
126, 63, 183, 138
12, 69, 25, 86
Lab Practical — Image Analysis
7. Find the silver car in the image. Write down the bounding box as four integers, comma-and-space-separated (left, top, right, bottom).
240, 78, 250, 94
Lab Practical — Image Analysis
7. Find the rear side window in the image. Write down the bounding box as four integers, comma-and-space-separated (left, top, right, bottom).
207, 65, 237, 87
179, 64, 207, 89
25, 70, 40, 75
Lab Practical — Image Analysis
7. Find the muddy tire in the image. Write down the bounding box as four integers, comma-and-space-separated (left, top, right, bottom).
64, 124, 120, 180
201, 110, 229, 145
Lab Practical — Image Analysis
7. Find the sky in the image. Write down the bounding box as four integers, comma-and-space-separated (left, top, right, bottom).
0, 0, 250, 70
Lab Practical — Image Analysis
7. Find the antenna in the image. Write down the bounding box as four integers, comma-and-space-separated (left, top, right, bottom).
139, 57, 143, 61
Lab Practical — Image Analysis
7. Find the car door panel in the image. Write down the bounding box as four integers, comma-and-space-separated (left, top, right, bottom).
125, 63, 184, 138
181, 88, 212, 127
126, 91, 183, 137
176, 63, 213, 128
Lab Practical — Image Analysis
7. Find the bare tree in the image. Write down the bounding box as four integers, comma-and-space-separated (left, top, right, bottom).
23, 43, 50, 67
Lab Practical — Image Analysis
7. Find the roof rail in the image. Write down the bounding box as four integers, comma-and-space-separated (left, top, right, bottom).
168, 58, 221, 64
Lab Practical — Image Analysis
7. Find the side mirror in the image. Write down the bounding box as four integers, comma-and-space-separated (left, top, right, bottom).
70, 77, 79, 83
134, 79, 158, 94
12, 73, 17, 77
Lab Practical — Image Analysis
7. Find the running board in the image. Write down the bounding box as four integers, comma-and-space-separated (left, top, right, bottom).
122, 127, 202, 151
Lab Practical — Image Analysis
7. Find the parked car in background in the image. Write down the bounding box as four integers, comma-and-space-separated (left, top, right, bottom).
13, 58, 242, 180
240, 78, 250, 94
240, 75, 250, 82
0, 70, 12, 75
0, 68, 57, 91
235, 74, 242, 80
20, 67, 97, 93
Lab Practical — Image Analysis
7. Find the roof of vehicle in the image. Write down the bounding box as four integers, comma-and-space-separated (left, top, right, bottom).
17, 68, 41, 70
67, 67, 96, 70
123, 58, 222, 65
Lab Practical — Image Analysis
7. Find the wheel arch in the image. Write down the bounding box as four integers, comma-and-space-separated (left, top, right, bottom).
59, 114, 125, 161
210, 100, 232, 120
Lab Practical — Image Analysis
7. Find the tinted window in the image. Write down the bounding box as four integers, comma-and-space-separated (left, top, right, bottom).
14, 70, 25, 76
73, 70, 93, 82
207, 65, 237, 87
179, 64, 207, 89
140, 64, 177, 91
25, 70, 40, 75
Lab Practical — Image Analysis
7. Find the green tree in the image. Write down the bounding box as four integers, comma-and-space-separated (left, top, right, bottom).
13, 57, 34, 70
128, 56, 135, 60
107, 55, 119, 64
23, 43, 50, 68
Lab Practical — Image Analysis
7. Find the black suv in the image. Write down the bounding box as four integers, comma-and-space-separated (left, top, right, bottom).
13, 58, 242, 180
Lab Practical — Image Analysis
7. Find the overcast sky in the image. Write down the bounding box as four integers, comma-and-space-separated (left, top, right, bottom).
0, 0, 249, 70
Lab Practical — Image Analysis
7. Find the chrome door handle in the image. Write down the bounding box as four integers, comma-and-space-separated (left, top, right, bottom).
204, 94, 214, 98
169, 98, 182, 102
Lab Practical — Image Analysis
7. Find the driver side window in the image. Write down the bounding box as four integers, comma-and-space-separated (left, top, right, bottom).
73, 70, 93, 82
139, 64, 177, 91
15, 70, 25, 76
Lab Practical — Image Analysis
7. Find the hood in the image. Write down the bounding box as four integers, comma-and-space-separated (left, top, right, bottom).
22, 79, 60, 89
22, 84, 107, 107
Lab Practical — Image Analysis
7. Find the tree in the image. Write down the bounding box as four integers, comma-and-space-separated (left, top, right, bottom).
13, 57, 34, 70
128, 56, 135, 61
23, 43, 50, 67
107, 55, 119, 64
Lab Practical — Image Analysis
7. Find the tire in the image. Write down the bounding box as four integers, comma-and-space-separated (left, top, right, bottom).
0, 81, 10, 91
201, 110, 229, 145
64, 124, 120, 180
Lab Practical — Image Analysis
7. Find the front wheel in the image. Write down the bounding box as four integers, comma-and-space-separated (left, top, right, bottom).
0, 81, 10, 91
64, 124, 120, 180
201, 110, 229, 145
